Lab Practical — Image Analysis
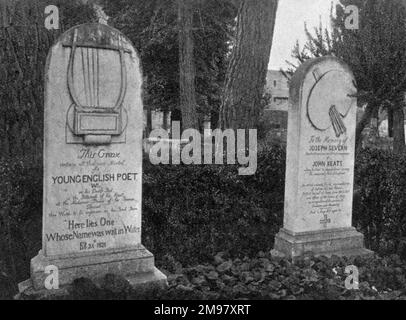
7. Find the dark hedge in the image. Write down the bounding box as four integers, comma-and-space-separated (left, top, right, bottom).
0, 147, 405, 289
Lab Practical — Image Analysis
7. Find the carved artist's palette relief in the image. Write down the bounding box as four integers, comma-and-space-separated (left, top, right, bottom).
306, 68, 357, 138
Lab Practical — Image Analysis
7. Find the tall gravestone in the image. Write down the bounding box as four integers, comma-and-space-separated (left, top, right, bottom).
19, 23, 167, 294
273, 56, 372, 259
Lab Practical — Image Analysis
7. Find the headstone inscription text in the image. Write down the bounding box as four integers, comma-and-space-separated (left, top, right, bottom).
43, 24, 142, 256
284, 58, 357, 233
273, 56, 371, 258
19, 24, 166, 295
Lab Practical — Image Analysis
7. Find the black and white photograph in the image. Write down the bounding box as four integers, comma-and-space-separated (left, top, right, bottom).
1, 0, 406, 307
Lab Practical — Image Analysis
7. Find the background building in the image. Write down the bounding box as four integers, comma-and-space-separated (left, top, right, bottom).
265, 70, 289, 112
261, 70, 289, 142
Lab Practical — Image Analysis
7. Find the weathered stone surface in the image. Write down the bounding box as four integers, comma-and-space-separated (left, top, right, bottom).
43, 23, 142, 257
273, 56, 371, 259
30, 245, 156, 290
18, 23, 166, 297
274, 228, 373, 259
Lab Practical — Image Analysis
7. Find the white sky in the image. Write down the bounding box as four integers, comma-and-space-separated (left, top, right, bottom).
269, 0, 339, 70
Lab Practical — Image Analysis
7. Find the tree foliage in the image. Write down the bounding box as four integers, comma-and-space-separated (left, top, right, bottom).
286, 0, 406, 153
105, 0, 237, 128
0, 0, 96, 160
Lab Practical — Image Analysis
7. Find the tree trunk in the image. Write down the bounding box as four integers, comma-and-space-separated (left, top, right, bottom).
0, 0, 95, 161
355, 103, 376, 155
178, 0, 198, 130
370, 107, 379, 139
0, 0, 52, 162
163, 109, 170, 131
146, 106, 152, 135
388, 108, 394, 137
144, 74, 153, 136
220, 0, 278, 130
393, 105, 405, 154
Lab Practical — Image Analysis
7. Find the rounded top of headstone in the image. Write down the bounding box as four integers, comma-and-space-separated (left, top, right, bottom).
57, 23, 135, 54
289, 56, 356, 109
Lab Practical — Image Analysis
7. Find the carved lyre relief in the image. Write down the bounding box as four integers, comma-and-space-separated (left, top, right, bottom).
64, 24, 130, 145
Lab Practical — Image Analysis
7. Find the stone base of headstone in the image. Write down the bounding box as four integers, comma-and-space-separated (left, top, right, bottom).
272, 227, 373, 259
17, 244, 167, 298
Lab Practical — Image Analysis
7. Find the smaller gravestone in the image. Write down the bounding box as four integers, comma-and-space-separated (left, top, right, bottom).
19, 23, 166, 296
273, 56, 372, 259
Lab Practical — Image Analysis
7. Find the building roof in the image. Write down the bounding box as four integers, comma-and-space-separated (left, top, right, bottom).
265, 70, 289, 111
